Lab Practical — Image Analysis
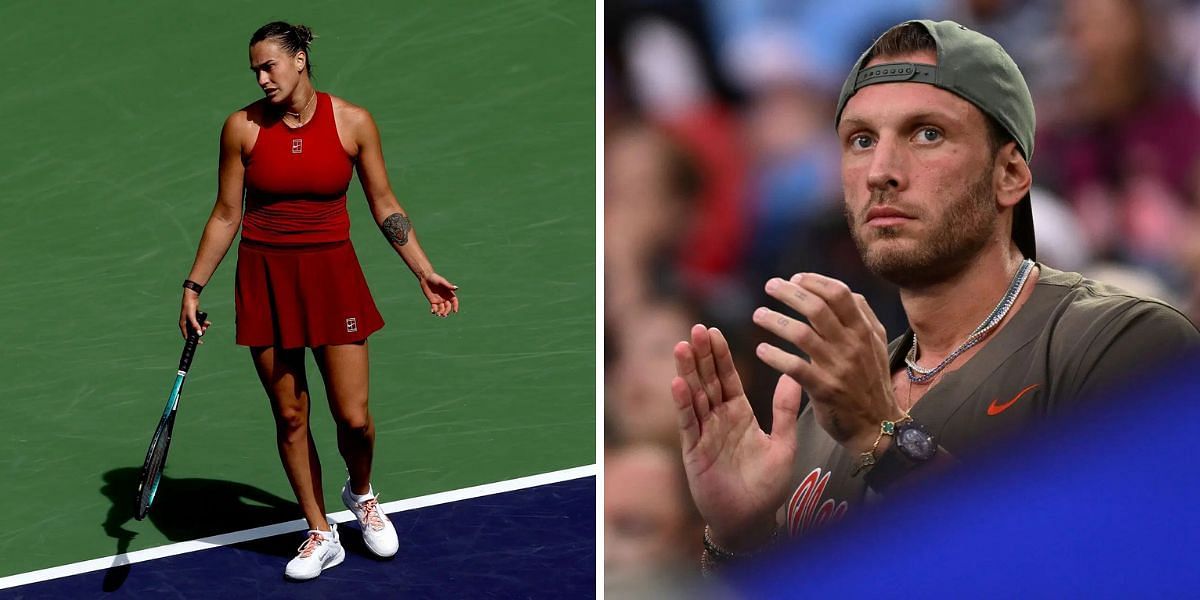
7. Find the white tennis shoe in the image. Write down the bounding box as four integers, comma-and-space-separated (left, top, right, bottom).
341, 480, 399, 558
284, 523, 345, 580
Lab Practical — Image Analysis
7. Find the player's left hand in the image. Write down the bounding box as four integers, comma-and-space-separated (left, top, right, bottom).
420, 272, 459, 317
752, 272, 905, 454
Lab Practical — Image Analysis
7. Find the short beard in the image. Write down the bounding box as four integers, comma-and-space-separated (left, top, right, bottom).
846, 168, 997, 288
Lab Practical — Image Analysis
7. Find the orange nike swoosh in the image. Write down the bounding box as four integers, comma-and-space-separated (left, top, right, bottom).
987, 383, 1041, 416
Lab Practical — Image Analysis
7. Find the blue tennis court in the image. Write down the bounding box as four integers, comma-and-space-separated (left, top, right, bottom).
2, 474, 594, 599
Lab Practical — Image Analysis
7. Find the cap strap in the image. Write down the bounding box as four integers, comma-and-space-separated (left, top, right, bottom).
854, 62, 937, 91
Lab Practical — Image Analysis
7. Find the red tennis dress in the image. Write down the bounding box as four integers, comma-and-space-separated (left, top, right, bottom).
235, 92, 384, 348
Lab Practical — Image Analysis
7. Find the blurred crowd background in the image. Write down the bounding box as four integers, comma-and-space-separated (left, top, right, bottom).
603, 0, 1200, 591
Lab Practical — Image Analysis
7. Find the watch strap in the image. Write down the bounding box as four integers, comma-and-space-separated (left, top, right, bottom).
182, 279, 205, 295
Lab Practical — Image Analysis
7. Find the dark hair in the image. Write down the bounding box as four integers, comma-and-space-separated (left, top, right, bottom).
250, 21, 315, 76
866, 22, 1012, 156
864, 22, 936, 63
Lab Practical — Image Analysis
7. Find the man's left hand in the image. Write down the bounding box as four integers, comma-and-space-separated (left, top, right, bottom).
752, 273, 904, 454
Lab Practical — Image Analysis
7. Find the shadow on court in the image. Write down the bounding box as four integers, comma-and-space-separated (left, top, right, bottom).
100, 467, 299, 592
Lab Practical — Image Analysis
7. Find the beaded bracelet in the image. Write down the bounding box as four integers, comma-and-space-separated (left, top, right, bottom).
700, 525, 782, 576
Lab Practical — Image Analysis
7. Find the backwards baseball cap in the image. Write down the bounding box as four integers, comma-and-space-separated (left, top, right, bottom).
835, 20, 1037, 259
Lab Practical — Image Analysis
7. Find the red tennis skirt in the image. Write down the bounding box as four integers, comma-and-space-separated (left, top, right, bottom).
235, 239, 385, 348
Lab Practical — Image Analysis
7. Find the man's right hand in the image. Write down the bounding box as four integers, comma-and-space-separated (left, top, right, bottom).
670, 324, 804, 552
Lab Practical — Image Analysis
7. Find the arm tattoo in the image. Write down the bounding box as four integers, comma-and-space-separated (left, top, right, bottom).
381, 212, 412, 246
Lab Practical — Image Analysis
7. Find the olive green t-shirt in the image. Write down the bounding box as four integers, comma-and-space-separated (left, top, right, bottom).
783, 265, 1200, 537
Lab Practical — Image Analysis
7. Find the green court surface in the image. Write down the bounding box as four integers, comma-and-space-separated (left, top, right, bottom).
0, 1, 594, 578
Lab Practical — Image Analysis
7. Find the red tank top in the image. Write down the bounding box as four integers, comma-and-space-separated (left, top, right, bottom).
242, 92, 354, 244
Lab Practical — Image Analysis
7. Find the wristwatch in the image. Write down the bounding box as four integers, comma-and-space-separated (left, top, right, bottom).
864, 419, 937, 492
893, 420, 937, 463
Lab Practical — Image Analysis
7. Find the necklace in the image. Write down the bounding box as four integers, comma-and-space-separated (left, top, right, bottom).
905, 259, 1035, 384
282, 90, 317, 128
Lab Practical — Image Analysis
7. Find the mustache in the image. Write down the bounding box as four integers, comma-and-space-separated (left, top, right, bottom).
857, 189, 914, 222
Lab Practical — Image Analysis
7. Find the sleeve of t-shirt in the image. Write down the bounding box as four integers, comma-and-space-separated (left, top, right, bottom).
1054, 300, 1200, 410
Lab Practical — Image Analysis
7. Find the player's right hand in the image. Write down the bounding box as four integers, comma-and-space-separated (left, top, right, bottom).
670, 324, 804, 552
179, 292, 211, 341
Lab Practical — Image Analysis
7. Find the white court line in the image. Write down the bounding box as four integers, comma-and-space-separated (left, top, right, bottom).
0, 465, 596, 590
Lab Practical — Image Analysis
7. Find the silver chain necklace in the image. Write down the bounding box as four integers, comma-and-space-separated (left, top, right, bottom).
905, 259, 1035, 384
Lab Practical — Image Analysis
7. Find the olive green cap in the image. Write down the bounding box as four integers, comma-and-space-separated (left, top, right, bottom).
835, 20, 1038, 259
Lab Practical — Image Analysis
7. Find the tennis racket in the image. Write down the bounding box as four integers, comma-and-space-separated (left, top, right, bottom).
134, 311, 207, 521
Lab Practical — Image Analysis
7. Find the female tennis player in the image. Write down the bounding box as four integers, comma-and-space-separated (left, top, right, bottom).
177, 21, 459, 580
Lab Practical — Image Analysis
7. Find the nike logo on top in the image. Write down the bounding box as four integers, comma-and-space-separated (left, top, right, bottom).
987, 383, 1041, 416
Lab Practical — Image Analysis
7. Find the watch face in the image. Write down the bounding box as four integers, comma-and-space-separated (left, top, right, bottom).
897, 427, 936, 460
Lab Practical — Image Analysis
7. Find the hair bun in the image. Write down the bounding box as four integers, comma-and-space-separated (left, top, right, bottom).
293, 25, 314, 46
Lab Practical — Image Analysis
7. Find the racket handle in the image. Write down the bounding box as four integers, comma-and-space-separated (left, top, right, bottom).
179, 310, 207, 373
